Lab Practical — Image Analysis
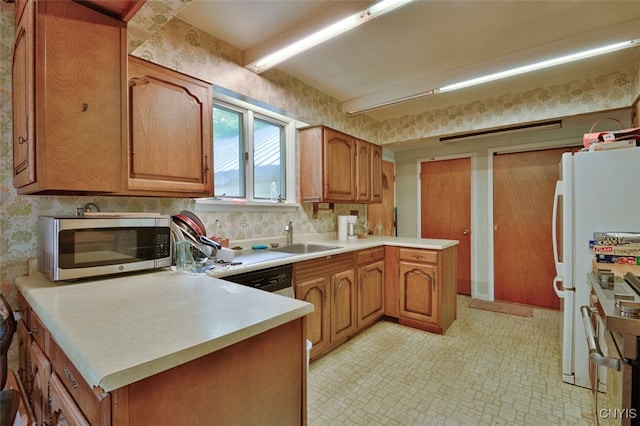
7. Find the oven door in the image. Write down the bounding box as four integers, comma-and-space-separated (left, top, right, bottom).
581, 306, 624, 425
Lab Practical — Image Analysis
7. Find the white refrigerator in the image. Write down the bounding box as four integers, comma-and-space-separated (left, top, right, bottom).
552, 146, 640, 389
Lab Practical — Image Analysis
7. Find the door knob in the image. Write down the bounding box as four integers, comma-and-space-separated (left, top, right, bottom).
463, 229, 470, 235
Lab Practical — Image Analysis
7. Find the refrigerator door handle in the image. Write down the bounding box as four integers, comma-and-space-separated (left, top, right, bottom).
552, 180, 564, 277
553, 276, 567, 298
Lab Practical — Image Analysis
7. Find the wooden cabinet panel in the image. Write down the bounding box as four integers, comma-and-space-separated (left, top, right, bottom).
49, 373, 90, 426
14, 0, 126, 194
330, 269, 356, 342
324, 129, 356, 201
5, 368, 35, 426
356, 140, 371, 202
12, 0, 34, 188
299, 125, 381, 204
357, 259, 385, 328
127, 56, 213, 196
296, 276, 330, 359
371, 144, 383, 203
50, 340, 111, 425
399, 261, 438, 324
30, 342, 51, 426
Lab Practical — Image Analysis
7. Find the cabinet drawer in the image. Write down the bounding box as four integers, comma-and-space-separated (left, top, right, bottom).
399, 248, 439, 264
357, 248, 385, 265
50, 339, 111, 425
29, 311, 48, 352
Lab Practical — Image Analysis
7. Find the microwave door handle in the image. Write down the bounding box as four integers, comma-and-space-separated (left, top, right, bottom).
580, 305, 622, 371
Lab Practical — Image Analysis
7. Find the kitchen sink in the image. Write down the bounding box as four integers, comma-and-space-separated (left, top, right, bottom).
269, 243, 342, 254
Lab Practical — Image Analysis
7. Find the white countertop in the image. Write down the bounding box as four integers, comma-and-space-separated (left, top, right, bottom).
209, 236, 459, 277
15, 265, 313, 393
15, 236, 456, 393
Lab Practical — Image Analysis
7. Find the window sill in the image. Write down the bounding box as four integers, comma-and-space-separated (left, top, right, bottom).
194, 198, 300, 212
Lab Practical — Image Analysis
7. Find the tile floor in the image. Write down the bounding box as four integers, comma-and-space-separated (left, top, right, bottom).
307, 295, 596, 425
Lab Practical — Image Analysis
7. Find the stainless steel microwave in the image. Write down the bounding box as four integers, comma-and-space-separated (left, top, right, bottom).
38, 215, 172, 281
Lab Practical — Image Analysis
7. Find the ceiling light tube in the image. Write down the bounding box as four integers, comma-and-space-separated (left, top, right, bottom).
439, 39, 640, 93
246, 0, 414, 73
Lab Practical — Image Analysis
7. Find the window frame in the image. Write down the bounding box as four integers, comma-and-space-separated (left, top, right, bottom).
196, 92, 300, 211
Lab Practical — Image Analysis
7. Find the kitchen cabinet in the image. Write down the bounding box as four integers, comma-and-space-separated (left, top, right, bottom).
294, 253, 356, 359
5, 368, 35, 426
12, 0, 126, 194
17, 287, 307, 425
356, 248, 385, 329
299, 125, 382, 204
125, 56, 213, 197
386, 246, 457, 334
49, 373, 90, 426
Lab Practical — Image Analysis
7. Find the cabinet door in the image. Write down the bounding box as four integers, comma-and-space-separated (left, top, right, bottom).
12, 0, 35, 189
30, 341, 51, 426
324, 129, 356, 201
358, 260, 385, 328
16, 320, 32, 399
370, 143, 383, 203
128, 56, 213, 196
356, 140, 371, 202
296, 276, 330, 359
5, 368, 36, 426
33, 0, 124, 193
330, 269, 356, 342
49, 373, 90, 426
399, 261, 439, 325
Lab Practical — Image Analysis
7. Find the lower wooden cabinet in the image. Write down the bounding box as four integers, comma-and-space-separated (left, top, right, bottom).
49, 373, 90, 426
387, 246, 457, 334
30, 340, 50, 425
357, 248, 385, 329
295, 253, 355, 360
294, 247, 387, 360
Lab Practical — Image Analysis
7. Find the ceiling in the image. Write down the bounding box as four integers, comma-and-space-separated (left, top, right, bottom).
177, 1, 640, 122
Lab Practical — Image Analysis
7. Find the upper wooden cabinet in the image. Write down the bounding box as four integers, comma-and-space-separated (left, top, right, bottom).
12, 0, 126, 194
299, 125, 382, 204
126, 56, 213, 197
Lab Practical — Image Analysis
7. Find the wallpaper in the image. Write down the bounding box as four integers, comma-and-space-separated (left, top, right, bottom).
1, 0, 638, 313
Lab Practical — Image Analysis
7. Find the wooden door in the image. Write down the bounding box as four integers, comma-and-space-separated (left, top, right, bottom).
493, 148, 567, 308
368, 160, 395, 236
420, 158, 471, 294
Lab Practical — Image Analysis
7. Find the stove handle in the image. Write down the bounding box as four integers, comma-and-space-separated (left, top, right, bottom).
580, 305, 621, 371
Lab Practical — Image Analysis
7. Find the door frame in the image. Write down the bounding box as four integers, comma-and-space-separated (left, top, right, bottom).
487, 139, 578, 302
416, 152, 478, 298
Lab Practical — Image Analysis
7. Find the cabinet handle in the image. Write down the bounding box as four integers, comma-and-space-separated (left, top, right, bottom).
82, 103, 89, 111
18, 136, 27, 144
63, 367, 78, 389
31, 326, 39, 336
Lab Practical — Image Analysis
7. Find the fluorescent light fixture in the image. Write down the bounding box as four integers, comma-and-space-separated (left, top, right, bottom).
345, 38, 640, 115
246, 0, 414, 74
439, 39, 640, 93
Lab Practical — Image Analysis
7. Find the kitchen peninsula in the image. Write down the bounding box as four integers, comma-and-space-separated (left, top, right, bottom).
14, 236, 457, 424
15, 261, 313, 425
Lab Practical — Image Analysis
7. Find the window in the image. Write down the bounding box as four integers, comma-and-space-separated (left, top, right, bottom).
206, 93, 297, 207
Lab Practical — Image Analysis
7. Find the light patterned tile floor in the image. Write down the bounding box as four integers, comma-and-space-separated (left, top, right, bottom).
308, 295, 596, 426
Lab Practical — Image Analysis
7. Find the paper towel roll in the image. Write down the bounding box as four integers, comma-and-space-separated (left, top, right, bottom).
338, 215, 349, 241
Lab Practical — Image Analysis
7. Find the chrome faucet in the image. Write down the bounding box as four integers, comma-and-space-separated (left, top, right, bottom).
284, 221, 293, 245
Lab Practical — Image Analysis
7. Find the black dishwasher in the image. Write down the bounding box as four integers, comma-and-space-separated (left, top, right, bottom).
223, 264, 293, 295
